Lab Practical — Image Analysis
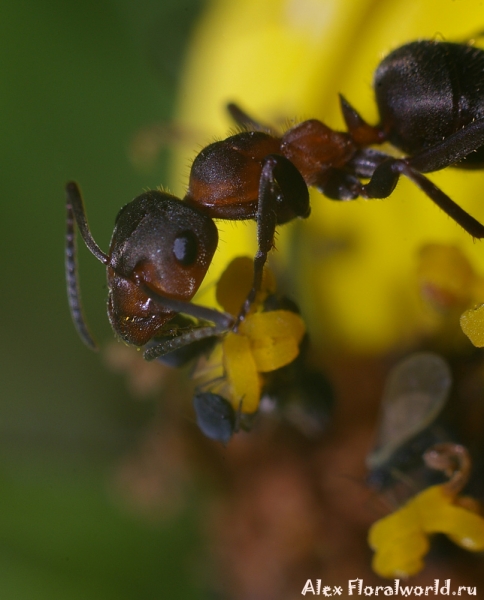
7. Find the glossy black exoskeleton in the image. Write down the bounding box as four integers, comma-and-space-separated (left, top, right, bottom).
374, 41, 484, 166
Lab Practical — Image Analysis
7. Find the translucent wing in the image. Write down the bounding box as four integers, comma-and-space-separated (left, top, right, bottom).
367, 352, 452, 470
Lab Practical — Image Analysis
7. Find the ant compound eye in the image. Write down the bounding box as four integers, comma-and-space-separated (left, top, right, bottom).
173, 230, 198, 266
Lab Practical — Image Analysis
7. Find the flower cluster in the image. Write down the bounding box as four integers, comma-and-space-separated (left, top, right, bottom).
193, 256, 306, 415
369, 444, 484, 579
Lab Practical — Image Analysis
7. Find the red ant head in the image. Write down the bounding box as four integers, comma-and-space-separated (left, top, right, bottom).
66, 182, 220, 349
106, 190, 219, 346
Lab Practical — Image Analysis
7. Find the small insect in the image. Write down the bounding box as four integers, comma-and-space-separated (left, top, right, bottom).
367, 351, 452, 489
67, 39, 484, 356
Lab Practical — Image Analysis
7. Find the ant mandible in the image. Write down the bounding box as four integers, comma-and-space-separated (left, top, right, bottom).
66, 39, 484, 356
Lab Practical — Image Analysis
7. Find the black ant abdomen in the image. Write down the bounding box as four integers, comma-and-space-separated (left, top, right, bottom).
374, 41, 484, 165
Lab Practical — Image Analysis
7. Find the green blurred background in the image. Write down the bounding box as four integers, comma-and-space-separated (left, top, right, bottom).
0, 0, 211, 597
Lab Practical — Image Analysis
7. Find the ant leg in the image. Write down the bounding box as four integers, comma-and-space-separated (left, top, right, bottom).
65, 182, 109, 350
408, 117, 484, 173
226, 102, 273, 131
137, 281, 234, 331
143, 326, 219, 361
319, 168, 361, 200
238, 154, 310, 322
362, 158, 484, 238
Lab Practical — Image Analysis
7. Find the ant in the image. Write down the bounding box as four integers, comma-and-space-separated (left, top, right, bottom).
66, 39, 484, 359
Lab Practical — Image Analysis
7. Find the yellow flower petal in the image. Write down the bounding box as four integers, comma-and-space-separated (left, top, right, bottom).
215, 256, 276, 315
415, 487, 484, 549
417, 487, 484, 550
372, 535, 428, 580
471, 277, 484, 304
222, 332, 261, 413
369, 500, 428, 578
369, 505, 417, 547
369, 484, 484, 578
417, 244, 475, 310
460, 305, 484, 347
239, 310, 306, 372
442, 508, 484, 550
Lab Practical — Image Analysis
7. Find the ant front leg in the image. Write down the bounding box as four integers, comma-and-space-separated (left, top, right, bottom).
136, 280, 234, 332
238, 154, 310, 323
143, 325, 220, 362
136, 281, 234, 361
361, 157, 484, 238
